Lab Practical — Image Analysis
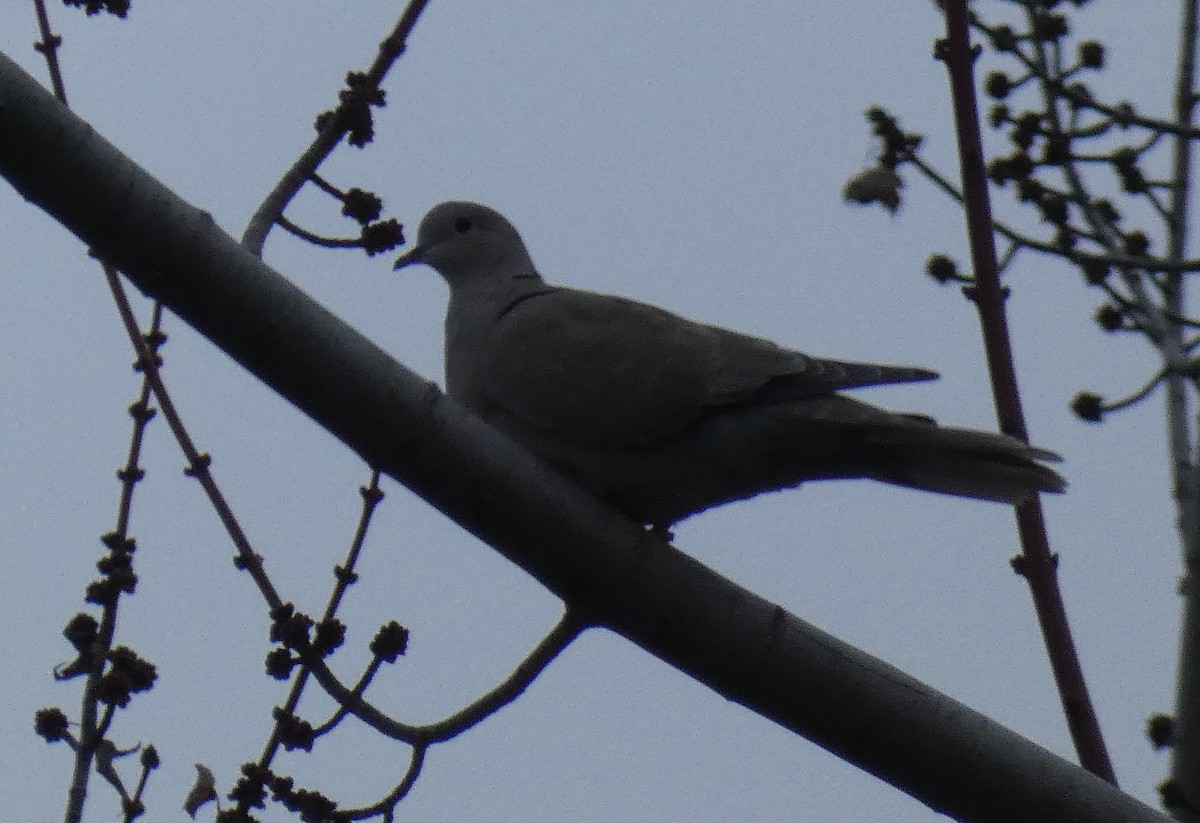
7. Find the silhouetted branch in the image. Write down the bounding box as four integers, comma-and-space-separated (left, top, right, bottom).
241, 0, 430, 255
940, 0, 1115, 782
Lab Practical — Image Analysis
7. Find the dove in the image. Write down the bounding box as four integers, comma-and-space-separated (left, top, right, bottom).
394, 201, 1065, 530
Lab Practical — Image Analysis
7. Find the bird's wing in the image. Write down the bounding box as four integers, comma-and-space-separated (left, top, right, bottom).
704, 325, 938, 404
482, 287, 938, 448
482, 288, 734, 447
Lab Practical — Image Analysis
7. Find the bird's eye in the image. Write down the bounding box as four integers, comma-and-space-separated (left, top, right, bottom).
454, 216, 473, 233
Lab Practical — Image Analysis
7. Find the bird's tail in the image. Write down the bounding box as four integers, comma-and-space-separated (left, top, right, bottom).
867, 423, 1066, 504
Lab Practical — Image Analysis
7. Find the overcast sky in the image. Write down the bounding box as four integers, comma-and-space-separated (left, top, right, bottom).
0, 2, 1186, 820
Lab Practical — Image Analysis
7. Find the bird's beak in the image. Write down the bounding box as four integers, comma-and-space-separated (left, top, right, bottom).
393, 243, 427, 270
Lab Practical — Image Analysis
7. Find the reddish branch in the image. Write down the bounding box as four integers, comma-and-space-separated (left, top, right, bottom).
941, 0, 1116, 783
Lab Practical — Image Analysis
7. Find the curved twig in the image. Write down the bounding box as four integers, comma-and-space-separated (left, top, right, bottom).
241, 0, 431, 254
303, 610, 586, 745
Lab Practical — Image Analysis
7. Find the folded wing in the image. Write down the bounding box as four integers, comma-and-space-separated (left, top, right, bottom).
483, 287, 938, 448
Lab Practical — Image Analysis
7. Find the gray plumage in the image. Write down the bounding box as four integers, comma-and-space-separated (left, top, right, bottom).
395, 201, 1065, 529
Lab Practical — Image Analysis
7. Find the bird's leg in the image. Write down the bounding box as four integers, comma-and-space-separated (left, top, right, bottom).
647, 523, 675, 543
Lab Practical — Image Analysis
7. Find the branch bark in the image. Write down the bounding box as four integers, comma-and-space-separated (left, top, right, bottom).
0, 51, 1168, 823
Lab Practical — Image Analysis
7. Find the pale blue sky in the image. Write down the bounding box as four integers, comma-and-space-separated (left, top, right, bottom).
0, 3, 1184, 820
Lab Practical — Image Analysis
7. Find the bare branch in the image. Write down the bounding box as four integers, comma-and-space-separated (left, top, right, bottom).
241, 0, 431, 254
940, 0, 1115, 782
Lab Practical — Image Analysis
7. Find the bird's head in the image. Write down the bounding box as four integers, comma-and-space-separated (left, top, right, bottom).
394, 201, 541, 287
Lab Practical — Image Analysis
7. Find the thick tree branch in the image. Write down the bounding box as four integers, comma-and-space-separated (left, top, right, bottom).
0, 52, 1168, 823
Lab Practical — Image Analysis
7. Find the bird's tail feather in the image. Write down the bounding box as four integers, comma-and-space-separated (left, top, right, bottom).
867, 424, 1066, 504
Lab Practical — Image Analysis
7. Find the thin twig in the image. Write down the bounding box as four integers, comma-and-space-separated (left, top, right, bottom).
275, 215, 364, 249
1167, 0, 1200, 814
339, 743, 427, 822
973, 16, 1200, 140
904, 151, 1200, 274
39, 12, 165, 818
30, 0, 67, 104
303, 610, 585, 745
254, 472, 385, 767
241, 0, 431, 254
942, 0, 1116, 782
1099, 368, 1169, 415
102, 264, 284, 612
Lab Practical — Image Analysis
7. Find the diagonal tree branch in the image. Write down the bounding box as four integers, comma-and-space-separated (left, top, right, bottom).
241, 0, 430, 255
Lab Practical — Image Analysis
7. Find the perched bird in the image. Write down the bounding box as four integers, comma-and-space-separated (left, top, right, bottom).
395, 201, 1064, 529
